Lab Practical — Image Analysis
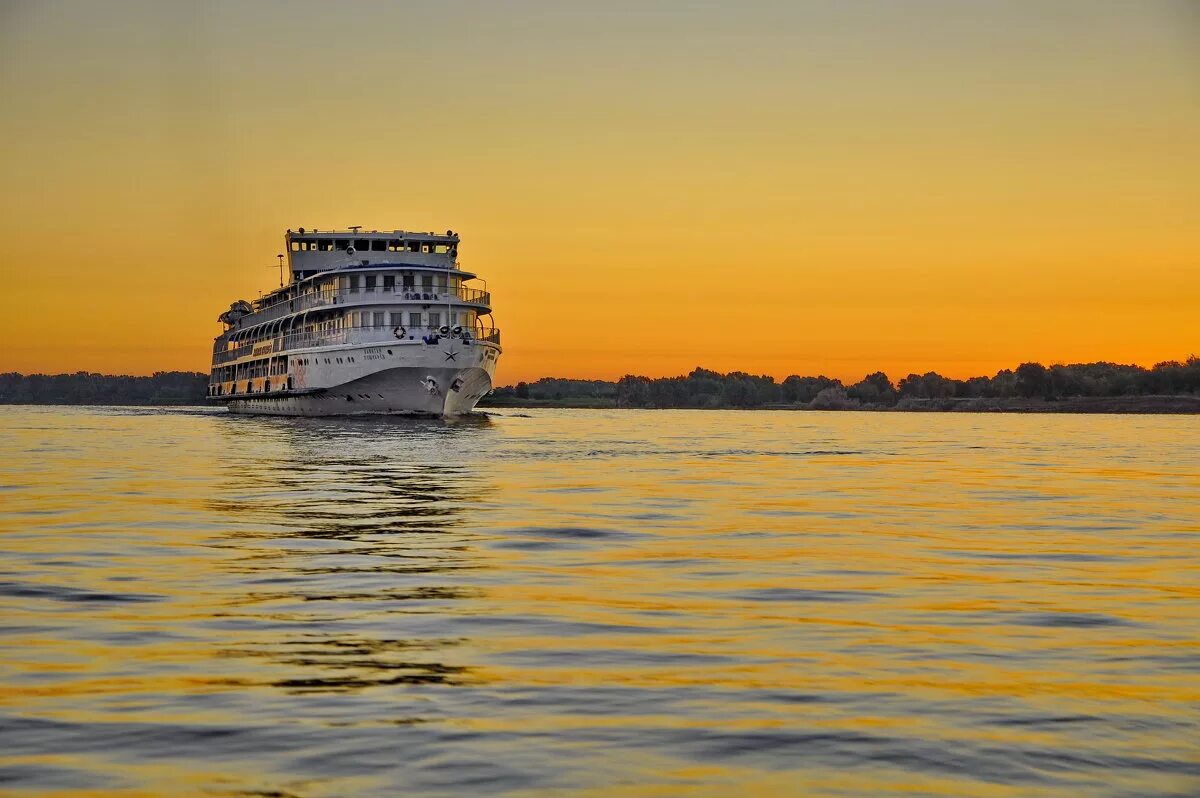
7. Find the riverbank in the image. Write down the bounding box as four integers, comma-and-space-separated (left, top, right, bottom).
5, 362, 1198, 413
479, 395, 1200, 413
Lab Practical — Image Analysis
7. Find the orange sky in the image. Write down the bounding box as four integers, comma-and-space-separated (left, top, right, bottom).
1, 1, 1197, 384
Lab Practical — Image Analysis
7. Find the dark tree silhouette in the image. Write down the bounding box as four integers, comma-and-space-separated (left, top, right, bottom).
6, 356, 1198, 409
1015, 362, 1052, 399
848, 371, 897, 405
0, 372, 209, 405
497, 356, 1199, 409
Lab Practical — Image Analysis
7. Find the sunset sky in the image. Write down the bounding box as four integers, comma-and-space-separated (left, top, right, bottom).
1, 0, 1197, 384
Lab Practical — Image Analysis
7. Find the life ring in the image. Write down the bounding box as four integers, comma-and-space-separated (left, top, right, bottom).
439, 325, 450, 335
393, 326, 406, 339
451, 325, 462, 335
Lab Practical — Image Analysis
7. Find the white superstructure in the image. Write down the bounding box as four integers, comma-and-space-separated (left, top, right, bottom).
207, 227, 501, 416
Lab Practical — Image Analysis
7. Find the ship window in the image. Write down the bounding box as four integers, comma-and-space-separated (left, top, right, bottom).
373, 312, 385, 327
388, 240, 403, 252
402, 274, 415, 288
318, 239, 334, 251
422, 274, 434, 290
349, 275, 360, 293
409, 242, 421, 252
409, 312, 422, 327
290, 241, 301, 252
371, 240, 386, 251
383, 275, 395, 290
434, 244, 449, 254
365, 275, 376, 292
428, 312, 440, 328
355, 239, 369, 251
390, 312, 403, 327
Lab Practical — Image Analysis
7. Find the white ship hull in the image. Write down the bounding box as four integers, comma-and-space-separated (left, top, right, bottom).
213, 338, 499, 417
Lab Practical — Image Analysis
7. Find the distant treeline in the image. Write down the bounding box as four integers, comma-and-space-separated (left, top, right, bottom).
489, 358, 1200, 410
4, 358, 1199, 410
0, 372, 208, 405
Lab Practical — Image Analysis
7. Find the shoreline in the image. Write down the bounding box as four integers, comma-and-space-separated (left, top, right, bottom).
4, 367, 1198, 414
2, 396, 1198, 414
477, 396, 1200, 412
481, 395, 1200, 413
2, 395, 1199, 415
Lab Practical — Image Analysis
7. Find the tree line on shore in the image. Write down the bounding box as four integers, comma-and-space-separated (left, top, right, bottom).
2, 357, 1197, 408
490, 357, 1200, 409
0, 372, 209, 405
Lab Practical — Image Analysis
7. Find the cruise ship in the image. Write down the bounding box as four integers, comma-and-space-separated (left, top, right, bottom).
207, 227, 500, 416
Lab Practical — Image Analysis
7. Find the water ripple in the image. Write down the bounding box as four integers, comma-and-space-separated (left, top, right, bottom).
0, 406, 1197, 797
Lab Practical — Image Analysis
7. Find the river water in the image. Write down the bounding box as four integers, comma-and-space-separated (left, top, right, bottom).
1, 406, 1197, 796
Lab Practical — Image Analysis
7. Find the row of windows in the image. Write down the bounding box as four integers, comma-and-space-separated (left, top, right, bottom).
224, 308, 476, 351
291, 239, 454, 254
342, 273, 447, 291
236, 270, 469, 325
297, 355, 364, 366
345, 311, 472, 328
209, 378, 291, 396
211, 355, 288, 383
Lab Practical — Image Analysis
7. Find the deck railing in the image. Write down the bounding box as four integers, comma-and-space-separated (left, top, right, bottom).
237, 284, 492, 328
213, 324, 500, 365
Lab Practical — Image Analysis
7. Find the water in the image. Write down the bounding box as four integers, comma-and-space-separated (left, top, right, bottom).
1, 406, 1197, 797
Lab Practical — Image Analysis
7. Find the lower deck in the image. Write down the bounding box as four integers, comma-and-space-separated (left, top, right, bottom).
219, 363, 495, 416
209, 334, 500, 416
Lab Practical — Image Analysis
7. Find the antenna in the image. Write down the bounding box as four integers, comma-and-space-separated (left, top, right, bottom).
276, 253, 285, 287
348, 225, 362, 233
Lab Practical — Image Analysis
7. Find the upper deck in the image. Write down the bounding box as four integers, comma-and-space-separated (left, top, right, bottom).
287, 228, 460, 280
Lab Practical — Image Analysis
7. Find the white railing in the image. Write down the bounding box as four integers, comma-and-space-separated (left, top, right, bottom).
237, 285, 492, 329
214, 324, 500, 365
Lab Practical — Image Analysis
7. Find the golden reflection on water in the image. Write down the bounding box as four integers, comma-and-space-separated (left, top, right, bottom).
0, 407, 1197, 797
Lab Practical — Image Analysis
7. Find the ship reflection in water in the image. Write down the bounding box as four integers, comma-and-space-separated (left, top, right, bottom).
210, 416, 489, 695
0, 407, 1198, 797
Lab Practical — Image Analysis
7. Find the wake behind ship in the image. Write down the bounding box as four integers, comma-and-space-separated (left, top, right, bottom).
207, 227, 501, 416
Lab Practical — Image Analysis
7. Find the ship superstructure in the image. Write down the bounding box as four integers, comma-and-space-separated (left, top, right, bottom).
207, 227, 500, 416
